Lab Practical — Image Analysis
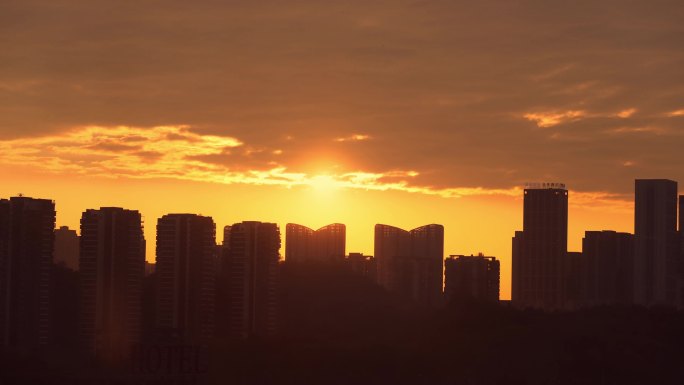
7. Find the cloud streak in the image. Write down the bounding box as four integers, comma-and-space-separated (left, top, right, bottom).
0, 125, 634, 211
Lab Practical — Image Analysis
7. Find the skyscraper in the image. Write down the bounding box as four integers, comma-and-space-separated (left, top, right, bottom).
374, 224, 444, 306
0, 197, 55, 351
512, 183, 568, 309
582, 231, 634, 306
285, 223, 346, 262
54, 226, 79, 271
79, 207, 145, 359
634, 179, 679, 306
374, 224, 411, 293
444, 254, 500, 303
680, 195, 684, 305
155, 214, 216, 344
224, 221, 280, 339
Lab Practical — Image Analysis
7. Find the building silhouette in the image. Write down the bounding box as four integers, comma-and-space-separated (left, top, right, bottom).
444, 254, 500, 303
155, 214, 216, 344
345, 252, 376, 280
582, 231, 634, 306
79, 207, 145, 359
54, 226, 79, 271
224, 221, 280, 339
512, 183, 568, 309
374, 224, 444, 306
285, 223, 345, 262
144, 261, 156, 276
679, 195, 684, 306
563, 251, 588, 309
634, 179, 679, 306
0, 196, 55, 352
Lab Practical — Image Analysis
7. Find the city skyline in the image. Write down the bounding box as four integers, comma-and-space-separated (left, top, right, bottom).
3, 2, 684, 383
3, 1, 684, 304
0, 179, 666, 301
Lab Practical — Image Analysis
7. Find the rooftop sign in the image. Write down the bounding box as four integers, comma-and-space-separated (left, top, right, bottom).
524, 182, 566, 190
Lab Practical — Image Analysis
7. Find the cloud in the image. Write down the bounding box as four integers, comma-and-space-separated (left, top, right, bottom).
524, 110, 587, 128
616, 108, 637, 118
0, 125, 523, 198
335, 134, 371, 142
0, 0, 683, 201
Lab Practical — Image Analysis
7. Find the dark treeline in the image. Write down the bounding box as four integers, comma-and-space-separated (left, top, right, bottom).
3, 260, 684, 385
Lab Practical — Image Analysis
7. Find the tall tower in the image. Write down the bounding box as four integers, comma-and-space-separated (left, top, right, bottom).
155, 214, 216, 344
512, 183, 568, 309
224, 221, 280, 339
634, 179, 678, 306
409, 224, 444, 307
374, 224, 444, 306
285, 224, 314, 262
79, 207, 145, 359
0, 197, 55, 351
374, 225, 411, 294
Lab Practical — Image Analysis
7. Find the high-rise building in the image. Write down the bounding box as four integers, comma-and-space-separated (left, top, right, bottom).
285, 223, 345, 262
79, 207, 145, 359
679, 195, 684, 233
54, 226, 79, 271
680, 195, 684, 306
224, 221, 280, 339
634, 179, 679, 306
582, 231, 634, 306
511, 231, 524, 303
512, 183, 568, 309
0, 197, 55, 351
155, 214, 216, 344
374, 224, 444, 306
444, 254, 500, 303
374, 224, 411, 293
563, 251, 589, 309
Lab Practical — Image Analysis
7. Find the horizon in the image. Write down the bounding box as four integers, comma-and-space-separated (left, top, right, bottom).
3, 176, 662, 300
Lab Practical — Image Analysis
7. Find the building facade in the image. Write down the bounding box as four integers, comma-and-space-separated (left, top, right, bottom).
285, 223, 345, 262
54, 226, 79, 271
155, 214, 216, 344
512, 183, 568, 309
224, 221, 280, 339
634, 179, 679, 306
444, 254, 500, 302
79, 207, 145, 359
0, 197, 55, 351
582, 231, 634, 306
374, 224, 444, 306
346, 252, 376, 281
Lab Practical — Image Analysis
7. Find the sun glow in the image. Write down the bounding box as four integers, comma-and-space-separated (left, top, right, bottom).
309, 174, 339, 194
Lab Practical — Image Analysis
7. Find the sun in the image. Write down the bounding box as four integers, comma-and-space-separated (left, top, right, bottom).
309, 174, 339, 195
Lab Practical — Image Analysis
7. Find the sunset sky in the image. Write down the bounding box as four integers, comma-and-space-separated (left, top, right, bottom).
2, 1, 683, 299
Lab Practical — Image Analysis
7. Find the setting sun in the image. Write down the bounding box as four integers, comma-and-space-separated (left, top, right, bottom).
308, 174, 340, 194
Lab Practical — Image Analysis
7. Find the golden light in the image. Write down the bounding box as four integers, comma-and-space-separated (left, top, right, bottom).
308, 174, 339, 195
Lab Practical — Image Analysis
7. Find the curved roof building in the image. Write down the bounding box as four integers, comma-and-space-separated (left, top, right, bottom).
285, 223, 346, 262
374, 224, 444, 306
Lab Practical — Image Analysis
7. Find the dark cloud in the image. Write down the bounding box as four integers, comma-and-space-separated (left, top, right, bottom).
1, 0, 683, 195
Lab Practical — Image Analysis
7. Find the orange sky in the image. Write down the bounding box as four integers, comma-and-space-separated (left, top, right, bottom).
0, 163, 634, 300
1, 1, 681, 299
